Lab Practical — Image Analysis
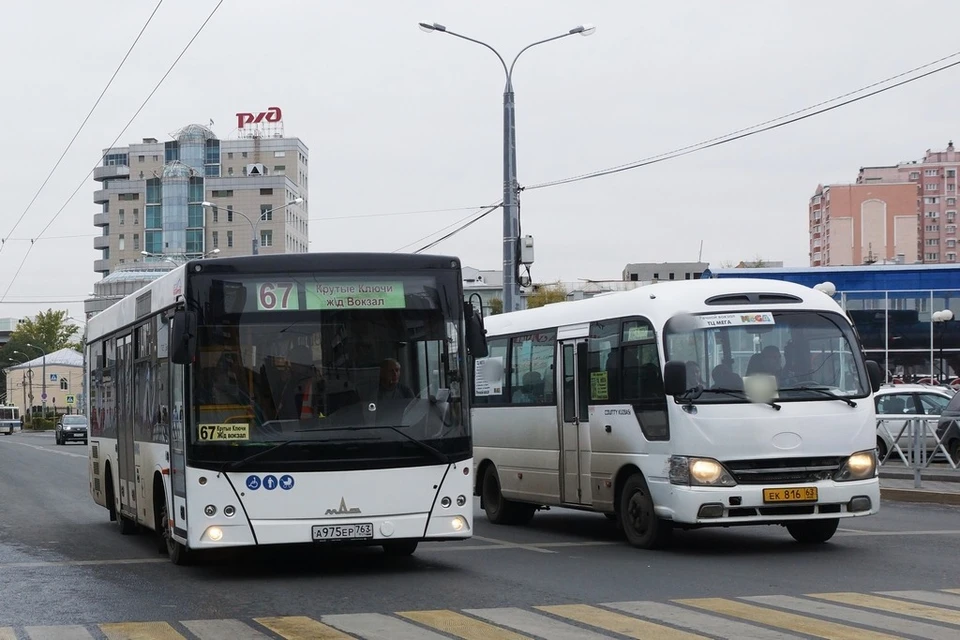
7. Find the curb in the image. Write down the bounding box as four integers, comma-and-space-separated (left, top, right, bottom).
880, 487, 960, 506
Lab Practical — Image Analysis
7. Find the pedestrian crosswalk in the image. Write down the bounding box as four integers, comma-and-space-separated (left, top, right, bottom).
4, 588, 960, 638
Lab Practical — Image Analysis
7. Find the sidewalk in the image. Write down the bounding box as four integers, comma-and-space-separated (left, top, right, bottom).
879, 462, 960, 505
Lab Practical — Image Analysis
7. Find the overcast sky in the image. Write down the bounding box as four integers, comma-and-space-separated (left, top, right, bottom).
2, 0, 960, 322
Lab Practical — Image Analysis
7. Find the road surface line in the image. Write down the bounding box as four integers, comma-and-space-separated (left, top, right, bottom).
183, 619, 272, 639
471, 535, 557, 554
836, 529, 960, 537
878, 590, 960, 608
465, 607, 618, 640
322, 613, 449, 639
398, 610, 531, 639
100, 621, 186, 640
808, 592, 960, 626
0, 558, 167, 569
0, 440, 86, 458
25, 627, 95, 640
746, 595, 956, 640
536, 604, 706, 640
675, 598, 903, 640
254, 616, 354, 639
605, 600, 802, 639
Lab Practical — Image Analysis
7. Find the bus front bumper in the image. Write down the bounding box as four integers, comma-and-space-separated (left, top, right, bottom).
650, 478, 880, 525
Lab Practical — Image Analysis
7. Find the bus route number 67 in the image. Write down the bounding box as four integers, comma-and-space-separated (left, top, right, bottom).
257, 282, 298, 311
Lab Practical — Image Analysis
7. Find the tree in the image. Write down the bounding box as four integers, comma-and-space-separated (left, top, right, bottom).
0, 309, 80, 371
526, 283, 568, 309
488, 298, 504, 315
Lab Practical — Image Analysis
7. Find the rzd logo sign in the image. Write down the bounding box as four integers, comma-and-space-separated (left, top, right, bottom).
236, 107, 282, 129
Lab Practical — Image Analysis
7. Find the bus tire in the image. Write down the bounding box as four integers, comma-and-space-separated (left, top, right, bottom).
481, 464, 534, 525
382, 540, 418, 557
157, 489, 191, 565
786, 518, 839, 544
619, 473, 672, 549
104, 466, 117, 522
876, 437, 888, 462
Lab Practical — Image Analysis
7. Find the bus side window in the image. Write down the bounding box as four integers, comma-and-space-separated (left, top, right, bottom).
472, 338, 508, 405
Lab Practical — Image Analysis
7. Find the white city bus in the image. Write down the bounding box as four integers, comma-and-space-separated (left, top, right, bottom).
471, 278, 883, 548
86, 253, 487, 564
0, 404, 21, 435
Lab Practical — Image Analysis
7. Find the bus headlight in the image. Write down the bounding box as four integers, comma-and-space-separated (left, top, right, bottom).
205, 526, 224, 542
835, 450, 877, 482
670, 456, 737, 487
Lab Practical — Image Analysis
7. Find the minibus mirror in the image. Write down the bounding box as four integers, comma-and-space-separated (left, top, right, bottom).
865, 359, 883, 393
464, 302, 488, 358
170, 309, 197, 365
663, 360, 689, 396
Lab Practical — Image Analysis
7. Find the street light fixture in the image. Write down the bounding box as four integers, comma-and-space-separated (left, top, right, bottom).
419, 22, 595, 312
201, 198, 304, 256
21, 344, 46, 416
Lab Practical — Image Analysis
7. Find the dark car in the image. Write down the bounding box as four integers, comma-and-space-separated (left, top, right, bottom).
935, 392, 960, 464
56, 415, 88, 446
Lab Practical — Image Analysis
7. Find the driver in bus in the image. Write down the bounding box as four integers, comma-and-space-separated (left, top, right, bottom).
378, 358, 415, 401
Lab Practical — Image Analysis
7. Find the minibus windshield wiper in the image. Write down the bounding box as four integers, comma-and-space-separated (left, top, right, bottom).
780, 385, 857, 407
705, 387, 782, 410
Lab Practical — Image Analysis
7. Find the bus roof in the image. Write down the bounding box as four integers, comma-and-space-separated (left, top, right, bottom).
86, 253, 461, 342
483, 278, 843, 337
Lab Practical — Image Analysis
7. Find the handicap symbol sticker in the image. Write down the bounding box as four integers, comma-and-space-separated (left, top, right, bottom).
263, 475, 278, 491
245, 475, 261, 491
279, 475, 295, 490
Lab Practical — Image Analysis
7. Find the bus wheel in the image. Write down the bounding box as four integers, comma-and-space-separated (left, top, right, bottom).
620, 473, 672, 549
157, 495, 190, 565
104, 468, 117, 522
786, 518, 839, 544
382, 540, 418, 557
481, 465, 534, 525
876, 437, 888, 462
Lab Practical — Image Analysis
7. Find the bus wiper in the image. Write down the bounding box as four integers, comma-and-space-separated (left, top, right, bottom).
219, 439, 296, 475
708, 387, 782, 411
781, 385, 857, 407
297, 424, 450, 465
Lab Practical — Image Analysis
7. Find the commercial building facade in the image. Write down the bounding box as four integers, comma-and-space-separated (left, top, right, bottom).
93, 122, 309, 275
3, 348, 84, 416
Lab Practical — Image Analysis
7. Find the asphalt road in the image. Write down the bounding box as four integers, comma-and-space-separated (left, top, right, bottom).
2, 430, 960, 639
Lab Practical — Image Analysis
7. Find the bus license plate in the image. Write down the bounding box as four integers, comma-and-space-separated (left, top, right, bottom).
763, 487, 818, 503
312, 523, 374, 541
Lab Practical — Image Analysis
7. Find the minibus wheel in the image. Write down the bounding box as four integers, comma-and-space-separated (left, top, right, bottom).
785, 518, 839, 544
482, 464, 535, 525
620, 473, 672, 549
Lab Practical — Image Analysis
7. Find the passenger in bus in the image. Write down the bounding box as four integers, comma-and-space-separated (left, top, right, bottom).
378, 359, 414, 401
513, 371, 543, 403
685, 361, 705, 390
711, 363, 743, 390
747, 345, 783, 380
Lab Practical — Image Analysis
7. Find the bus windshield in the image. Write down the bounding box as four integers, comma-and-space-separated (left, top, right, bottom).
187, 270, 468, 470
664, 310, 869, 403
0, 407, 18, 421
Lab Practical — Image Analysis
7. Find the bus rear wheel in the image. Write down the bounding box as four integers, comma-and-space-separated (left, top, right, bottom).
481, 465, 535, 525
786, 518, 839, 544
619, 473, 672, 549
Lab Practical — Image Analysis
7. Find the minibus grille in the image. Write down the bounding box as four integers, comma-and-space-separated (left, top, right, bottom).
724, 457, 844, 484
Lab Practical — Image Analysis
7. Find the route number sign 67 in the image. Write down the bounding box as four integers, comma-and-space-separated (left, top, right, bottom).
256, 282, 300, 311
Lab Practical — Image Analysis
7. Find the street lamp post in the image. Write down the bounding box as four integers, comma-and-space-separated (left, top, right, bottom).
25, 344, 47, 416
201, 198, 304, 256
13, 351, 34, 416
419, 22, 595, 312
933, 309, 954, 383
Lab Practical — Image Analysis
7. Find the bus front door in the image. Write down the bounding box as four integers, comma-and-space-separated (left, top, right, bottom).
560, 340, 589, 505
116, 334, 138, 519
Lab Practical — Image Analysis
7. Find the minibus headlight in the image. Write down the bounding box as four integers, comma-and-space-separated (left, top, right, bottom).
670, 456, 737, 487
835, 450, 877, 482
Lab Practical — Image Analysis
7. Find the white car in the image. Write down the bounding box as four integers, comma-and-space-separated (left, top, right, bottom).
874, 384, 953, 461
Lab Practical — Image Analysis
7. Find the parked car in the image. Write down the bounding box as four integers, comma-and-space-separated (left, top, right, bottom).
56, 414, 88, 446
936, 392, 960, 464
874, 384, 953, 461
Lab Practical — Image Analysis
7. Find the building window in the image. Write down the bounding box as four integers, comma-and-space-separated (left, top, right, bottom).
927, 238, 940, 246
227, 231, 233, 248
118, 193, 140, 201
242, 151, 248, 158
227, 152, 233, 159
949, 170, 957, 178
186, 229, 203, 254
927, 211, 940, 218
146, 205, 162, 229
948, 239, 957, 248
227, 206, 233, 223
273, 165, 285, 175
926, 183, 938, 191
274, 151, 285, 158
211, 190, 233, 198
925, 197, 939, 204
260, 188, 273, 196
133, 208, 139, 225
926, 224, 940, 232
133, 234, 140, 250
145, 230, 162, 253
926, 169, 939, 176
212, 207, 218, 223
138, 155, 145, 163
926, 252, 939, 260
910, 172, 920, 180
212, 231, 219, 249
948, 198, 957, 206
260, 205, 272, 221
260, 230, 273, 247
118, 234, 125, 250
950, 184, 956, 192
118, 209, 124, 225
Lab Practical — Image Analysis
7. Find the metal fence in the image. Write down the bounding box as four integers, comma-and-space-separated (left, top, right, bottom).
876, 412, 957, 487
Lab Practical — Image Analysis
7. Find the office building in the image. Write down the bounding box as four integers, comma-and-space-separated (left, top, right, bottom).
93, 122, 309, 275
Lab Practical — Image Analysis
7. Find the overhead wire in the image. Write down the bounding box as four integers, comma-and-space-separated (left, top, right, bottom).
391, 202, 502, 253
523, 49, 960, 191
0, 0, 225, 303
415, 204, 502, 254
0, 0, 165, 255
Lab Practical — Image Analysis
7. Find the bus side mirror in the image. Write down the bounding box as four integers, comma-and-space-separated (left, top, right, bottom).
865, 359, 883, 393
663, 360, 689, 396
170, 309, 197, 365
464, 302, 488, 358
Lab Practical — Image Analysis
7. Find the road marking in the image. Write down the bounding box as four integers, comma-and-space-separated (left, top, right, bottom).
836, 529, 960, 537
471, 535, 558, 554
465, 607, 618, 640
254, 616, 353, 639
675, 598, 903, 640
877, 590, 960, 609
399, 610, 531, 639
809, 592, 960, 626
100, 621, 186, 639
745, 595, 957, 640
324, 613, 450, 639
0, 558, 167, 569
0, 439, 86, 458
182, 619, 271, 639
421, 540, 617, 553
537, 604, 706, 639
605, 600, 803, 639
25, 626, 95, 640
